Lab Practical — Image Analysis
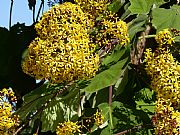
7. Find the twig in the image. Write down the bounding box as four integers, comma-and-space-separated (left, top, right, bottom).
138, 35, 155, 40
109, 86, 112, 106
9, 0, 14, 29
109, 86, 114, 130
13, 124, 26, 135
130, 25, 151, 65
114, 125, 143, 135
99, 38, 119, 58
36, 0, 44, 22
33, 6, 35, 23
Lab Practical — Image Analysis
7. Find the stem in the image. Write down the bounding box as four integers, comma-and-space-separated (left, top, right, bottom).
9, 0, 14, 29
13, 124, 26, 135
109, 86, 112, 106
109, 86, 114, 130
138, 35, 156, 40
114, 125, 143, 135
33, 6, 35, 23
99, 38, 118, 58
36, 0, 44, 22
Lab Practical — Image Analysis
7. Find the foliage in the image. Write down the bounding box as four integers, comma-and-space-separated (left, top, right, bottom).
0, 0, 180, 135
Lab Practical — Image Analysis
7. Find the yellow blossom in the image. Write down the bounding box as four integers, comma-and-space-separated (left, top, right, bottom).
22, 2, 99, 84
56, 121, 81, 135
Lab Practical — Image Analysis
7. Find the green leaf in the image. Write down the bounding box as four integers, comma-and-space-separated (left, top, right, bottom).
23, 83, 50, 104
16, 94, 53, 120
128, 0, 154, 14
152, 6, 180, 32
114, 66, 128, 96
101, 46, 126, 65
153, 0, 166, 7
41, 97, 65, 132
134, 88, 155, 103
100, 125, 112, 135
135, 100, 155, 116
111, 101, 150, 133
84, 57, 129, 93
98, 103, 111, 121
120, 2, 131, 20
128, 14, 147, 39
16, 83, 54, 119
107, 0, 125, 13
98, 103, 113, 134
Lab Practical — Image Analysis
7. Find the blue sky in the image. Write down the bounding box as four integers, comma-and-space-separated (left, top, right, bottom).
0, 0, 49, 29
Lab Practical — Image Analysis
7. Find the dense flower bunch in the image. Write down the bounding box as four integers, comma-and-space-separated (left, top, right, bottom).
145, 48, 180, 104
35, 2, 93, 39
0, 88, 19, 134
22, 2, 99, 83
93, 14, 129, 47
153, 98, 180, 135
155, 29, 174, 46
94, 109, 104, 126
75, 0, 111, 19
75, 0, 129, 46
56, 121, 81, 135
144, 29, 180, 134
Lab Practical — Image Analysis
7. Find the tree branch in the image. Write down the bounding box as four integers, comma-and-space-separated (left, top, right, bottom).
36, 0, 44, 22
9, 0, 14, 29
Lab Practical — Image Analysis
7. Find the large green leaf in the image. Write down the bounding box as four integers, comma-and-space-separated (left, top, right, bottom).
129, 0, 166, 14
98, 101, 152, 134
101, 46, 126, 65
152, 5, 180, 32
107, 0, 125, 13
41, 97, 65, 132
16, 83, 54, 119
111, 101, 151, 134
128, 0, 154, 14
134, 88, 155, 117
134, 88, 155, 103
84, 57, 129, 93
128, 14, 147, 39
23, 83, 50, 104
135, 100, 155, 117
114, 66, 129, 96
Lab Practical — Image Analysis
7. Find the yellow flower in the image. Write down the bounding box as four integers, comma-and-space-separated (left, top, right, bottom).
155, 29, 174, 46
154, 98, 180, 135
56, 121, 81, 135
145, 29, 180, 135
144, 48, 180, 105
22, 2, 99, 84
94, 109, 104, 126
75, 0, 111, 19
93, 12, 129, 47
0, 88, 19, 134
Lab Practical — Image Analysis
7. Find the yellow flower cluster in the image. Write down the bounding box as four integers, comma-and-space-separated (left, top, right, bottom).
35, 2, 93, 39
155, 29, 174, 46
171, 28, 180, 36
75, 0, 111, 19
144, 29, 180, 134
145, 48, 180, 104
94, 109, 104, 126
75, 0, 129, 47
154, 98, 180, 135
22, 2, 99, 83
56, 121, 81, 135
95, 16, 129, 46
0, 88, 19, 134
